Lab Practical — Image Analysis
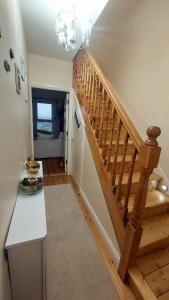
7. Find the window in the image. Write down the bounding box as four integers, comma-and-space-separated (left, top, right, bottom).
37, 103, 53, 134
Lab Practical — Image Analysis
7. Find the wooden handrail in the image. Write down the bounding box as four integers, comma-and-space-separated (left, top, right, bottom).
73, 49, 162, 281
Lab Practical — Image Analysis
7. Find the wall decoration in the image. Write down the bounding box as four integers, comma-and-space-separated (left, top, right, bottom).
9, 48, 14, 59
25, 71, 29, 103
20, 57, 25, 81
4, 60, 11, 72
14, 63, 21, 94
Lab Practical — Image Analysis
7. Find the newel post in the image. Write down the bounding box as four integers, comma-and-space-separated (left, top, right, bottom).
118, 126, 161, 281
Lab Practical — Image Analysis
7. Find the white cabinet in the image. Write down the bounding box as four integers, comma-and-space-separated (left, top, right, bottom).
5, 162, 47, 300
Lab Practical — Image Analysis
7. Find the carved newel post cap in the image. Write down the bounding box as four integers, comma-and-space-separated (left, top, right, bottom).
145, 126, 161, 146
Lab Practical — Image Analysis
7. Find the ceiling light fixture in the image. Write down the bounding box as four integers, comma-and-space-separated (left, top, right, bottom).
55, 6, 92, 52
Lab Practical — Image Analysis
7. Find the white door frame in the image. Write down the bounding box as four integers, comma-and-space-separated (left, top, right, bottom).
29, 83, 72, 173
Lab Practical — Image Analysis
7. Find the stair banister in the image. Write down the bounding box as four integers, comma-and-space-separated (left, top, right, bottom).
73, 49, 162, 280
118, 126, 161, 281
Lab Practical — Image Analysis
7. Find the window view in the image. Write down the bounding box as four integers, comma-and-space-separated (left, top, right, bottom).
37, 103, 52, 120
37, 103, 53, 134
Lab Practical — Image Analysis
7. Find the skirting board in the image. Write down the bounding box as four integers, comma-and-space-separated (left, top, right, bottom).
80, 187, 120, 268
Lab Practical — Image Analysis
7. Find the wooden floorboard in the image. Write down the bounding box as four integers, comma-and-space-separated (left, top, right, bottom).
44, 174, 70, 186
144, 264, 169, 297
158, 290, 169, 299
37, 157, 65, 175
128, 267, 157, 300
136, 245, 169, 298
137, 245, 169, 276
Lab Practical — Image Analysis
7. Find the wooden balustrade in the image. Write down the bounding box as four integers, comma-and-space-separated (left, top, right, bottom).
73, 49, 162, 281
118, 126, 161, 280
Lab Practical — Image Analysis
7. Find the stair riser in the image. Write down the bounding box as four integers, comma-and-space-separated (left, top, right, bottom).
102, 144, 134, 156
120, 182, 139, 196
128, 203, 169, 220
95, 130, 131, 146
107, 160, 140, 173
98, 132, 128, 142
139, 238, 169, 256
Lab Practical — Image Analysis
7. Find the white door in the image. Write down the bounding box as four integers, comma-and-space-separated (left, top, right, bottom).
64, 93, 69, 172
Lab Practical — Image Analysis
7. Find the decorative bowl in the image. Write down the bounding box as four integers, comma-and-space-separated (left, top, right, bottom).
26, 160, 40, 175
19, 176, 43, 195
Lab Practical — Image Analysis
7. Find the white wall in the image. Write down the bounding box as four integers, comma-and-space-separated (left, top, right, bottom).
29, 53, 72, 90
89, 0, 169, 187
0, 0, 31, 298
71, 92, 120, 266
28, 53, 72, 158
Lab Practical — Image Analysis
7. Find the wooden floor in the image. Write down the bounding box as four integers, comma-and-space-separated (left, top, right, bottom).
44, 174, 69, 186
136, 245, 169, 299
39, 158, 65, 176
44, 173, 135, 300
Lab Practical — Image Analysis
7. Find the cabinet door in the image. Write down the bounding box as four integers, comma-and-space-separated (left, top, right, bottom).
8, 240, 43, 300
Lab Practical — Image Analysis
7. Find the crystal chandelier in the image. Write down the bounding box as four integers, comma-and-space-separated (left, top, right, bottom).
55, 7, 92, 52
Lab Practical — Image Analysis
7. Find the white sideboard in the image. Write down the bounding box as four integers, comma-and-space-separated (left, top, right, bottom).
5, 162, 47, 300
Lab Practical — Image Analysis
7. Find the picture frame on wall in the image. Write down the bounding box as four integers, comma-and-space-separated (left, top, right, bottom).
20, 56, 25, 82
14, 63, 21, 94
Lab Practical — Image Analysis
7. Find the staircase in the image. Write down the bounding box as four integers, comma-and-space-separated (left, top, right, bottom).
73, 49, 169, 299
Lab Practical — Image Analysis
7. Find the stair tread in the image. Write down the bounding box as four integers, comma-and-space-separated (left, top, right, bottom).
136, 245, 169, 298
137, 244, 169, 276
140, 212, 169, 251
121, 190, 169, 213
115, 172, 161, 186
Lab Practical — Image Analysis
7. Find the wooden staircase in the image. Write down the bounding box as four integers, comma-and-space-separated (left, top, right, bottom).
73, 49, 169, 299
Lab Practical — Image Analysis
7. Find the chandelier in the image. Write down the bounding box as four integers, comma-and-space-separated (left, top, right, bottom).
55, 7, 92, 52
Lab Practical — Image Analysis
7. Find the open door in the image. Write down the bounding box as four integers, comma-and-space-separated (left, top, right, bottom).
64, 93, 69, 172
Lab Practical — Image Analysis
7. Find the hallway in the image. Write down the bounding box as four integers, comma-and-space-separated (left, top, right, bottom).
41, 158, 65, 176
44, 175, 120, 300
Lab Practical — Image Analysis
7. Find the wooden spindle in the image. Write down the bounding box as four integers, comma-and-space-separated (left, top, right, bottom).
118, 126, 161, 281
101, 96, 111, 159
111, 119, 122, 186
123, 147, 137, 225
88, 72, 94, 116
89, 73, 96, 123
86, 63, 92, 112
98, 88, 107, 147
83, 57, 87, 104
91, 76, 99, 126
81, 55, 85, 101
115, 131, 129, 204
95, 81, 102, 136
106, 108, 116, 169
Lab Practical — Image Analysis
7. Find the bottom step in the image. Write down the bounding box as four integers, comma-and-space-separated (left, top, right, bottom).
136, 245, 169, 299
139, 212, 169, 255
128, 266, 157, 300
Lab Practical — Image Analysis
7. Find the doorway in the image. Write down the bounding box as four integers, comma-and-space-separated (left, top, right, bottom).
31, 87, 69, 174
